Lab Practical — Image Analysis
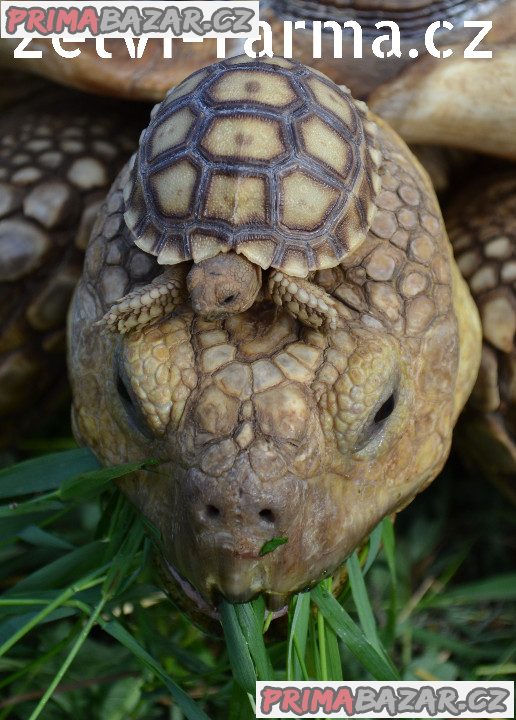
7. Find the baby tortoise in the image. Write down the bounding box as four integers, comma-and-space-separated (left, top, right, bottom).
100, 58, 381, 334
69, 57, 481, 616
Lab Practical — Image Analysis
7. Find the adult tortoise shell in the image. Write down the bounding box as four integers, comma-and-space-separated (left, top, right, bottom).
102, 56, 382, 334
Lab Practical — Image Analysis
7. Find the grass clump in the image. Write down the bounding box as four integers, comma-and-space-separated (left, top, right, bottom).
0, 446, 514, 718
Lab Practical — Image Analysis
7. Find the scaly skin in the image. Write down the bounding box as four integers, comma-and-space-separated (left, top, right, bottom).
69, 107, 481, 616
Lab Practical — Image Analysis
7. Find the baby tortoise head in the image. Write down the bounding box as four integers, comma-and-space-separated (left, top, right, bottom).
100, 55, 381, 334
70, 57, 481, 619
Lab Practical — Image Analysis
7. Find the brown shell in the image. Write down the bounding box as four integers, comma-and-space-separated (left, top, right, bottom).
0, 82, 140, 442
123, 56, 382, 278
446, 170, 515, 499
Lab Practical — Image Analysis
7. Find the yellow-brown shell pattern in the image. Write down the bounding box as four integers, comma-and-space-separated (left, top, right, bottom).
123, 56, 382, 278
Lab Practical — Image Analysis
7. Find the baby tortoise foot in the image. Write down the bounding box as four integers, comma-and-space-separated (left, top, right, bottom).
268, 270, 339, 331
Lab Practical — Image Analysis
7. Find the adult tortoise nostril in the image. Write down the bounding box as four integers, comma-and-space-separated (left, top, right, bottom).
205, 504, 221, 520
259, 509, 275, 524
69, 55, 482, 618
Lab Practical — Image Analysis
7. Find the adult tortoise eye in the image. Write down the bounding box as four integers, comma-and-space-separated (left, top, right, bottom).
115, 363, 154, 440
373, 393, 396, 424
355, 389, 398, 452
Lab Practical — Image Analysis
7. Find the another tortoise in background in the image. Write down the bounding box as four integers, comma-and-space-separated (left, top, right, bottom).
446, 173, 516, 504
0, 84, 142, 442
2, 0, 515, 156
69, 57, 481, 616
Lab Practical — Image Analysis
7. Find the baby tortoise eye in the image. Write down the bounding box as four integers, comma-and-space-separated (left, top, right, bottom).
222, 292, 238, 305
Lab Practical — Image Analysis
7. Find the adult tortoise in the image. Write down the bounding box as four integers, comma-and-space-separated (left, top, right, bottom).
446, 172, 516, 504
2, 0, 516, 450
69, 57, 481, 616
0, 2, 514, 608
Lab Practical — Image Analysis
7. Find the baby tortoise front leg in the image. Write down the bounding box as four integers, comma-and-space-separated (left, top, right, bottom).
101, 266, 188, 334
268, 270, 339, 331
101, 253, 341, 335
100, 253, 263, 334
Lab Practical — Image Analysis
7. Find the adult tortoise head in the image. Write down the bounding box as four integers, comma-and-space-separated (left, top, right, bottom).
69, 56, 481, 618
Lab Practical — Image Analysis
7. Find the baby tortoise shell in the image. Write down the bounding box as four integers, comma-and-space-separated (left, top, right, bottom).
125, 55, 381, 275
102, 56, 382, 334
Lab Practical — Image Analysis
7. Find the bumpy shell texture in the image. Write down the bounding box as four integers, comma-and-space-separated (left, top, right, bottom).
0, 86, 139, 442
124, 56, 381, 278
446, 171, 516, 501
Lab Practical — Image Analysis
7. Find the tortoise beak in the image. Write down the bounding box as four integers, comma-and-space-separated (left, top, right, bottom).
164, 461, 304, 609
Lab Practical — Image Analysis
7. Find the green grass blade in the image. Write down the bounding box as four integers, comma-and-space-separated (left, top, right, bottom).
102, 519, 146, 597
476, 662, 516, 677
27, 595, 107, 720
16, 525, 74, 550
363, 522, 383, 575
410, 628, 505, 661
287, 591, 310, 680
219, 601, 257, 695
0, 449, 100, 499
421, 573, 516, 607
0, 632, 75, 693
58, 459, 159, 502
0, 514, 56, 543
325, 622, 343, 681
5, 541, 106, 594
381, 517, 397, 644
0, 608, 76, 647
233, 598, 274, 680
381, 517, 396, 579
102, 619, 212, 720
346, 551, 381, 651
229, 681, 255, 720
317, 594, 328, 680
311, 584, 399, 680
0, 495, 64, 519
0, 573, 104, 657
308, 613, 321, 679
